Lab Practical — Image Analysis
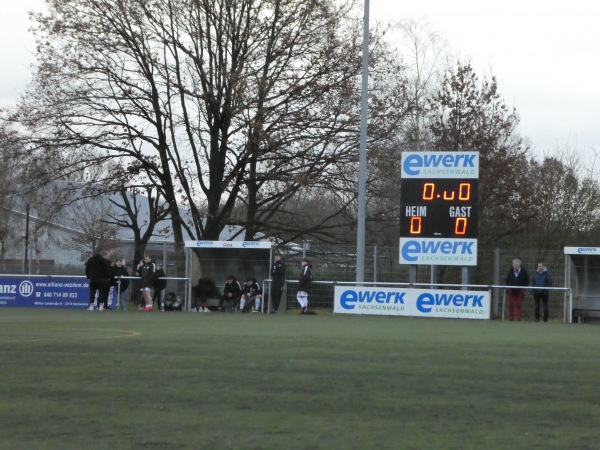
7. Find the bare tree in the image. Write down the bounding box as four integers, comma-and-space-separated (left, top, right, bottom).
14, 0, 409, 253
427, 62, 537, 247
62, 197, 120, 261
528, 147, 600, 253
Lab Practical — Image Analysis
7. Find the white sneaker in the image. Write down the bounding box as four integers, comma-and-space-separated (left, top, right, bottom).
203, 308, 211, 313
99, 304, 104, 311
87, 305, 94, 311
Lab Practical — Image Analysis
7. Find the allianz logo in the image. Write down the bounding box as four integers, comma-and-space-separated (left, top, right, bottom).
0, 285, 17, 294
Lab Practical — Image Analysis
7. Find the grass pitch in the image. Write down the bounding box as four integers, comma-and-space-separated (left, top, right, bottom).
1, 308, 600, 449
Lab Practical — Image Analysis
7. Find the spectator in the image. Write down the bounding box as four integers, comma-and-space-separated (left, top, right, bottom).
218, 275, 242, 312
194, 278, 217, 312
240, 277, 262, 313
153, 263, 167, 311
111, 258, 130, 311
135, 255, 156, 311
505, 258, 530, 322
85, 248, 112, 311
270, 253, 286, 314
532, 261, 552, 322
297, 258, 312, 314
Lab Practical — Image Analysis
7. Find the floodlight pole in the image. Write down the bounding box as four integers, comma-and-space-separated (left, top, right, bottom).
356, 0, 369, 283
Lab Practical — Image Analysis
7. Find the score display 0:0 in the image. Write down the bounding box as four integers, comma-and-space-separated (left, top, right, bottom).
422, 182, 471, 201
409, 216, 468, 235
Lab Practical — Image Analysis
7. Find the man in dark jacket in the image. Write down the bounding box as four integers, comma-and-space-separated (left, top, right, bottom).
111, 258, 130, 310
532, 261, 552, 322
218, 275, 242, 312
240, 277, 262, 313
135, 255, 156, 311
270, 253, 286, 314
85, 249, 112, 311
505, 258, 530, 321
297, 258, 312, 314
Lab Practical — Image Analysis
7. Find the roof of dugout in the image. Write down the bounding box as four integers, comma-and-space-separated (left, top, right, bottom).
185, 241, 274, 311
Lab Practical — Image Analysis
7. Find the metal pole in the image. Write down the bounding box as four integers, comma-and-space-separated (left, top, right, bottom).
23, 204, 30, 274
373, 245, 378, 283
493, 248, 500, 317
356, 0, 369, 283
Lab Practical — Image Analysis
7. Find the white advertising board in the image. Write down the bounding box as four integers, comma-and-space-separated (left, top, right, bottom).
401, 151, 479, 179
399, 237, 478, 266
564, 246, 600, 255
184, 240, 272, 249
334, 286, 490, 320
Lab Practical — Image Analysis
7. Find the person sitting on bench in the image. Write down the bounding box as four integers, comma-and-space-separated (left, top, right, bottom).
240, 277, 262, 313
218, 275, 242, 312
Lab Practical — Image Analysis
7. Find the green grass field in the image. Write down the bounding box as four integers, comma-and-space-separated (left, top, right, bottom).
1, 308, 600, 449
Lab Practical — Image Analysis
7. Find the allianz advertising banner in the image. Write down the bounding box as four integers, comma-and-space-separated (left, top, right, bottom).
0, 277, 102, 309
334, 286, 490, 320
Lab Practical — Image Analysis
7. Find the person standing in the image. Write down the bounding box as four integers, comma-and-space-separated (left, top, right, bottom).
85, 248, 112, 311
297, 258, 312, 314
532, 261, 552, 322
153, 263, 167, 311
136, 255, 156, 311
270, 253, 286, 314
505, 259, 530, 321
111, 258, 130, 311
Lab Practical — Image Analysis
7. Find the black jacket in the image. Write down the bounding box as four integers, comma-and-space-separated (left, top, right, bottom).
242, 280, 262, 297
505, 267, 530, 293
271, 260, 286, 281
137, 261, 156, 289
85, 253, 112, 283
298, 264, 312, 293
154, 269, 167, 291
223, 279, 242, 299
111, 265, 130, 291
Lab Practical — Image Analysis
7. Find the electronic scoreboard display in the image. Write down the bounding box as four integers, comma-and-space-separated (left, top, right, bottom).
400, 178, 479, 239
399, 151, 479, 266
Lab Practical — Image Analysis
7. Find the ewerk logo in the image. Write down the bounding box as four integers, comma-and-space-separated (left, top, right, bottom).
19, 281, 34, 297
196, 241, 214, 247
242, 242, 259, 247
577, 247, 598, 254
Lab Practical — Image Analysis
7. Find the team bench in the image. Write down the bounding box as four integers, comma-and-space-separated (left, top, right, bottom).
572, 309, 600, 324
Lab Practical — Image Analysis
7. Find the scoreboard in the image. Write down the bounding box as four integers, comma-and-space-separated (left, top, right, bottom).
399, 151, 479, 266
400, 178, 478, 239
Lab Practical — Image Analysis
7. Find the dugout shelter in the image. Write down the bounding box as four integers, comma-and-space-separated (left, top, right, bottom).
565, 246, 600, 323
184, 241, 273, 311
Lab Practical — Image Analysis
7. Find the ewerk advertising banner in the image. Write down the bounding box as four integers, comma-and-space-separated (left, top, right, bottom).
0, 277, 115, 309
334, 286, 490, 320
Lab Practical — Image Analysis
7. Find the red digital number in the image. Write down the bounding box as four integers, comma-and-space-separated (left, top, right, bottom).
410, 216, 422, 234
422, 183, 435, 200
459, 183, 471, 200
455, 217, 467, 235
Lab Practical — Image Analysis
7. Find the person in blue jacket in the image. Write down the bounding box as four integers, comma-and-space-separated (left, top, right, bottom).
532, 261, 552, 322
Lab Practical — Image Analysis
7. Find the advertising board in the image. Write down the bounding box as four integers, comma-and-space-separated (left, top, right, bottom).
334, 285, 490, 319
0, 277, 114, 309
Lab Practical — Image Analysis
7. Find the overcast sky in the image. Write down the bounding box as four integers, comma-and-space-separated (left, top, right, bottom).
2, 0, 598, 158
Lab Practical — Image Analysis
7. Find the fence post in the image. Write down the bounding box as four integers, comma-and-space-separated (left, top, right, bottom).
493, 248, 500, 317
